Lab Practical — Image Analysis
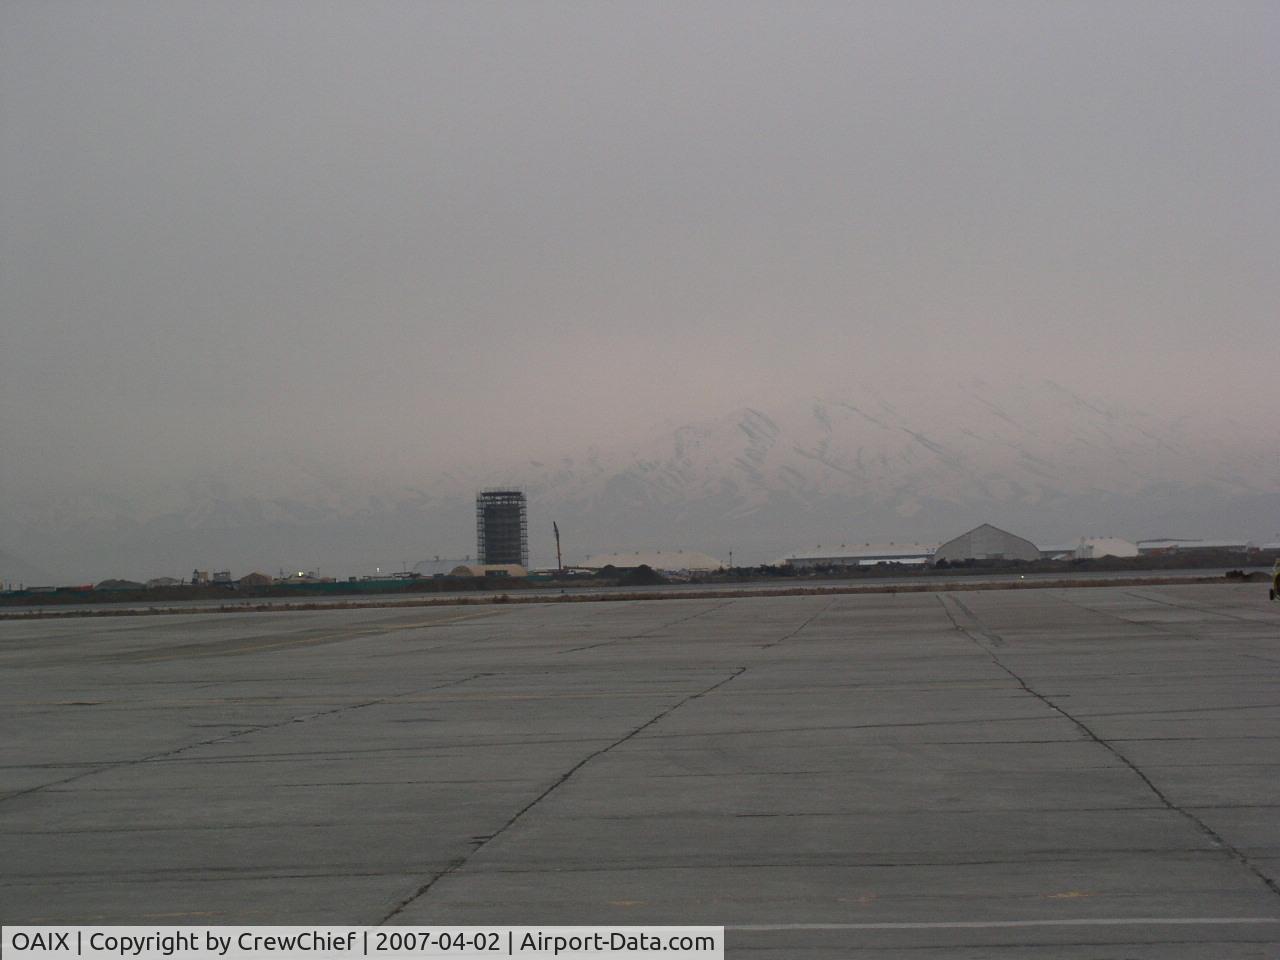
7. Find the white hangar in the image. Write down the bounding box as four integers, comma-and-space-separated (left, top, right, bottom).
934, 523, 1040, 563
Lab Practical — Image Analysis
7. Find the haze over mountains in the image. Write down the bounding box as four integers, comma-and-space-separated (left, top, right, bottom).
6, 379, 1277, 583
6, 5, 1277, 585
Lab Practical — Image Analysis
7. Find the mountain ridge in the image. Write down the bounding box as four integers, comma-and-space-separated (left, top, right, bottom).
6, 380, 1277, 581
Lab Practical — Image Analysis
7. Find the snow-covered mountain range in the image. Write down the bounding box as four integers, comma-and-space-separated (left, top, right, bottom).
6, 380, 1278, 582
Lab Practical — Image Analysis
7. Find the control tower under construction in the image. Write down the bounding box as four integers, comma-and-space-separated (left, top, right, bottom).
475, 489, 528, 567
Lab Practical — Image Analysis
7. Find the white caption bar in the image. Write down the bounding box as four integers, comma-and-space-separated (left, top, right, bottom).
2, 927, 723, 960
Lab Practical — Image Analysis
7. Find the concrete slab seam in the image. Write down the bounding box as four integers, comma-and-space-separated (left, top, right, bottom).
759, 597, 840, 649
731, 917, 1280, 930
558, 600, 738, 654
0, 672, 491, 806
1122, 589, 1279, 625
938, 593, 1280, 902
377, 665, 749, 923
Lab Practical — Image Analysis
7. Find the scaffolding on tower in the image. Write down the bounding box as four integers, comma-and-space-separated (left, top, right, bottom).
475, 489, 529, 567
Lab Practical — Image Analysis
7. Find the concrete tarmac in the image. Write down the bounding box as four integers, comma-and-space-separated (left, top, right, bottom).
2, 584, 1278, 957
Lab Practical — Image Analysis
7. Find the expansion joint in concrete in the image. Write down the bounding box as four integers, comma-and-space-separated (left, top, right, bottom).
378, 665, 749, 923
1048, 589, 1205, 642
1121, 589, 1273, 624
759, 596, 839, 648
0, 672, 491, 806
936, 593, 1280, 901
559, 599, 737, 653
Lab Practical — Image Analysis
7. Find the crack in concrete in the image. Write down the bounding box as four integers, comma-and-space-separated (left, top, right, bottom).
379, 666, 748, 923
1122, 589, 1279, 625
637, 713, 1057, 741
1047, 589, 1279, 654
937, 594, 1280, 901
760, 597, 839, 648
559, 600, 737, 653
1046, 590, 1208, 642
724, 805, 1170, 818
1071, 702, 1280, 720
7, 849, 1243, 885
0, 673, 488, 805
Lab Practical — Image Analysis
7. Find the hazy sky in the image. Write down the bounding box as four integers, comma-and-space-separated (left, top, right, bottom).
4, 1, 1278, 496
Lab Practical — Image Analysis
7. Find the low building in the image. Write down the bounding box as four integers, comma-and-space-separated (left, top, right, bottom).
1076, 537, 1139, 559
145, 577, 181, 589
277, 570, 332, 583
780, 543, 935, 569
1038, 545, 1076, 561
934, 523, 1039, 563
585, 550, 724, 573
1137, 538, 1254, 555
449, 564, 528, 578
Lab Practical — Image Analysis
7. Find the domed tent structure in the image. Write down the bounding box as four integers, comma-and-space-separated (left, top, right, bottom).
934, 523, 1039, 563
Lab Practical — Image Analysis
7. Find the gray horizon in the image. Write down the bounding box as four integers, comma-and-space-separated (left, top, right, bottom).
3, 1, 1278, 580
